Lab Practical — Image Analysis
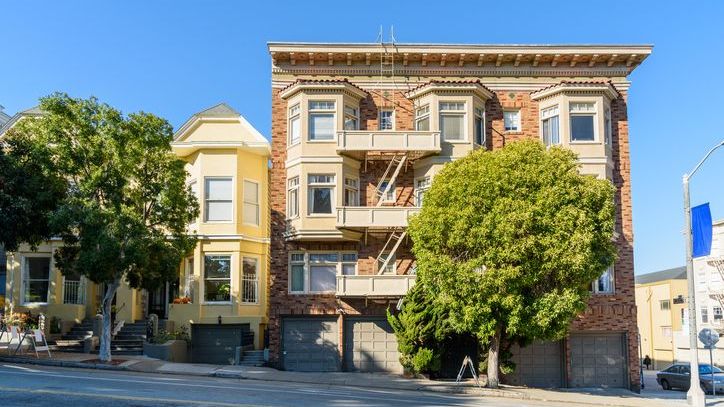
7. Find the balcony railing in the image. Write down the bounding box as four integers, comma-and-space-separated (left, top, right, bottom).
337, 206, 420, 229
63, 280, 85, 305
336, 130, 441, 158
336, 274, 416, 298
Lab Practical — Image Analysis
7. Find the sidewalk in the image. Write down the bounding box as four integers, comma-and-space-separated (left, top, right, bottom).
0, 351, 705, 407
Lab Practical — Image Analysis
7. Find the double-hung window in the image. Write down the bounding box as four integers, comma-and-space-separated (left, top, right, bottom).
344, 106, 359, 130
204, 255, 231, 302
702, 307, 710, 324
440, 102, 465, 141
204, 177, 233, 222
503, 110, 520, 132
379, 109, 394, 130
377, 252, 396, 274
604, 107, 612, 146
344, 177, 359, 206
308, 174, 335, 215
23, 257, 50, 304
288, 252, 359, 293
309, 101, 335, 141
378, 180, 395, 203
287, 177, 299, 218
416, 177, 431, 207
570, 102, 596, 141
474, 107, 485, 145
242, 257, 258, 304
243, 180, 259, 226
660, 299, 671, 311
715, 306, 723, 321
415, 105, 430, 131
592, 266, 614, 294
288, 104, 301, 145
541, 106, 560, 147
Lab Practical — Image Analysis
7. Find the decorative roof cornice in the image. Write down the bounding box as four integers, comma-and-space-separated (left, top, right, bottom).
530, 81, 621, 101
279, 79, 368, 100
405, 80, 494, 100
268, 42, 653, 75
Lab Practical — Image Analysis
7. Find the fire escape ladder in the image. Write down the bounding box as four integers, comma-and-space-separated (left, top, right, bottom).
376, 230, 407, 275
709, 258, 724, 316
374, 154, 407, 207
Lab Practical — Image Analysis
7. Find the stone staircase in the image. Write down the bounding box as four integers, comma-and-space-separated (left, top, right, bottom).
237, 349, 265, 366
108, 321, 146, 355
51, 319, 94, 353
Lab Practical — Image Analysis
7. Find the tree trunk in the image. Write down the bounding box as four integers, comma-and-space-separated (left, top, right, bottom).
99, 279, 120, 363
486, 326, 502, 388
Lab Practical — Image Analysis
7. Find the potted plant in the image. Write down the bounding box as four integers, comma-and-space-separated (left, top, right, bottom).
216, 284, 230, 301
143, 326, 190, 362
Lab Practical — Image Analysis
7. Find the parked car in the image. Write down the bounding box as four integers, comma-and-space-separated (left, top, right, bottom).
657, 363, 724, 394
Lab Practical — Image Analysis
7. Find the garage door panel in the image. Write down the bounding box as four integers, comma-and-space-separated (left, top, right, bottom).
570, 333, 626, 388
192, 324, 249, 365
344, 318, 403, 374
283, 318, 340, 372
506, 341, 563, 388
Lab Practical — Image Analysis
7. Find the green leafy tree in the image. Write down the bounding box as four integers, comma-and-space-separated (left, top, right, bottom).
9, 94, 198, 362
0, 127, 66, 252
408, 140, 616, 388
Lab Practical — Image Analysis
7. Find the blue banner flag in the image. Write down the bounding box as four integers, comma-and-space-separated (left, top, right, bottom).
692, 203, 713, 258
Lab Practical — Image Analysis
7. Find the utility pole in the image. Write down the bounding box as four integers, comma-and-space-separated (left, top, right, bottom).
683, 139, 724, 406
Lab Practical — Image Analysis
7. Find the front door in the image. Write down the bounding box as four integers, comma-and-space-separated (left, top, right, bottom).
147, 284, 168, 318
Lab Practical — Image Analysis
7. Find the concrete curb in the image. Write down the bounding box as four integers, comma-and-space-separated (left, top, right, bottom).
0, 356, 129, 372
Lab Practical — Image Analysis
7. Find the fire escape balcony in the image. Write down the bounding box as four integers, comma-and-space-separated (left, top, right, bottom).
336, 206, 420, 230
336, 130, 441, 160
336, 274, 416, 298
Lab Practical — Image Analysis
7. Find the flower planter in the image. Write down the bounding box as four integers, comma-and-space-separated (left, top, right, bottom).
143, 340, 188, 363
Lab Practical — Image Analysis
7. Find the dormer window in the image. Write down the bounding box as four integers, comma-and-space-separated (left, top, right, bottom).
308, 101, 335, 141
379, 109, 394, 130
569, 102, 596, 142
415, 105, 430, 131
344, 106, 359, 130
439, 102, 466, 141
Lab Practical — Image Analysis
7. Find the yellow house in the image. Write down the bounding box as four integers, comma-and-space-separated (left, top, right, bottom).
168, 103, 271, 362
635, 266, 688, 370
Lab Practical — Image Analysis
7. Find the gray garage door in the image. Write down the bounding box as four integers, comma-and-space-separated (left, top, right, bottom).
344, 317, 402, 373
282, 318, 340, 372
506, 341, 563, 388
570, 333, 627, 388
191, 324, 250, 365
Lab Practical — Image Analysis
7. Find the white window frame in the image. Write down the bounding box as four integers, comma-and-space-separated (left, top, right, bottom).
569, 102, 597, 143
288, 103, 301, 146
415, 176, 431, 207
243, 179, 260, 227
287, 251, 358, 294
660, 299, 671, 311
289, 253, 306, 293
541, 105, 561, 147
415, 104, 430, 131
378, 108, 395, 131
344, 106, 359, 131
439, 102, 467, 142
308, 100, 336, 141
604, 107, 612, 146
188, 179, 198, 228
202, 254, 233, 304
474, 107, 486, 146
307, 174, 336, 216
204, 177, 233, 223
241, 256, 259, 304
21, 255, 51, 305
344, 177, 359, 206
377, 252, 397, 275
287, 176, 299, 219
503, 110, 521, 132
378, 179, 396, 203
592, 266, 614, 294
715, 306, 723, 320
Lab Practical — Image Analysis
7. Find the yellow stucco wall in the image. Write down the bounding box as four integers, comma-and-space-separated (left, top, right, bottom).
636, 278, 688, 370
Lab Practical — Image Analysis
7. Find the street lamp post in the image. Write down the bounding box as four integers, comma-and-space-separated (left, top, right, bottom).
683, 139, 724, 407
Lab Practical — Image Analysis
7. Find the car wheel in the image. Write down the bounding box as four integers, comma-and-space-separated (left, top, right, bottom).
660, 379, 671, 390
700, 382, 710, 395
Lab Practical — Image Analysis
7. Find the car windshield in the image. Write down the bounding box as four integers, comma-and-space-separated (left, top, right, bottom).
699, 365, 724, 375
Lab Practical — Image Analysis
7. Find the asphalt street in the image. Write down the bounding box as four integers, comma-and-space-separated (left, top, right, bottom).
0, 363, 574, 407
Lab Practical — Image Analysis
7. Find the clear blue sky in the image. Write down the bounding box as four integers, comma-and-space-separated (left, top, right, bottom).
2, 1, 723, 275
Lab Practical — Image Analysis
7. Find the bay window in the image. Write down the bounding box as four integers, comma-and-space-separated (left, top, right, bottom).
204, 177, 233, 222
570, 102, 596, 141
503, 110, 520, 132
288, 104, 301, 145
344, 106, 359, 130
415, 105, 430, 131
288, 252, 358, 293
287, 177, 299, 218
204, 255, 231, 302
309, 101, 335, 141
243, 180, 259, 226
23, 257, 50, 304
308, 174, 335, 215
416, 177, 431, 207
474, 107, 485, 145
344, 177, 359, 206
541, 106, 560, 147
440, 102, 466, 141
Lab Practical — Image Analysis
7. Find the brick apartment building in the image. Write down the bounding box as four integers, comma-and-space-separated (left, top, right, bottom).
267, 42, 651, 390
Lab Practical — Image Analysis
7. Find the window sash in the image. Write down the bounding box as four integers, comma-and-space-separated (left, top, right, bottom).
287, 177, 299, 218
474, 114, 485, 145
308, 174, 335, 214
205, 178, 232, 222
604, 108, 612, 145
377, 253, 396, 274
702, 307, 709, 323
344, 178, 359, 206
243, 180, 259, 226
570, 114, 595, 141
24, 257, 50, 303
593, 266, 614, 294
440, 113, 465, 141
415, 105, 430, 131
288, 252, 358, 293
415, 177, 431, 207
344, 106, 359, 130
309, 113, 335, 140
379, 110, 394, 130
503, 111, 520, 131
241, 257, 258, 304
542, 115, 560, 146
204, 255, 231, 302
379, 180, 395, 202
289, 115, 301, 145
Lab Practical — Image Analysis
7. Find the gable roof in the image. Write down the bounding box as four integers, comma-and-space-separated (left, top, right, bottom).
0, 106, 44, 136
635, 266, 687, 285
194, 103, 240, 118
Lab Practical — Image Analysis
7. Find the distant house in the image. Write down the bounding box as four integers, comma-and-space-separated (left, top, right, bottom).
635, 266, 688, 369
